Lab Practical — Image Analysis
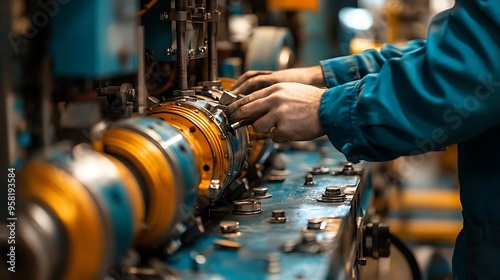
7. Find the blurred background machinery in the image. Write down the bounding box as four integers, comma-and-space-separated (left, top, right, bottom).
0, 0, 457, 279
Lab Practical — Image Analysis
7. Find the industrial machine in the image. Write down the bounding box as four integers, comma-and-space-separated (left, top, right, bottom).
0, 1, 421, 279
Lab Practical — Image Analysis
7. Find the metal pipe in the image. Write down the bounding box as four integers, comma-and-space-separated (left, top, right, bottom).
137, 25, 147, 113
176, 0, 189, 90
41, 56, 54, 146
207, 0, 218, 81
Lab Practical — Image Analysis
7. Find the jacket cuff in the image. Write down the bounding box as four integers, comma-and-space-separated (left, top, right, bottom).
319, 81, 366, 163
320, 56, 359, 88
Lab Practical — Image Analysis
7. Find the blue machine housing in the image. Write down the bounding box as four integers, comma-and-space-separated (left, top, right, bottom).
50, 0, 138, 78
142, 1, 175, 62
141, 1, 206, 62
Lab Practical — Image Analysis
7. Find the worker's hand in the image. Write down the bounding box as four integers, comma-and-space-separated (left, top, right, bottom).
231, 66, 326, 96
226, 82, 326, 143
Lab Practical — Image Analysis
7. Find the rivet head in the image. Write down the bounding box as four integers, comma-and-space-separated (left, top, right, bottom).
270, 210, 287, 223
304, 173, 315, 186
253, 187, 268, 196
272, 210, 285, 218
307, 218, 323, 230
219, 221, 239, 233
233, 199, 262, 215
325, 186, 341, 196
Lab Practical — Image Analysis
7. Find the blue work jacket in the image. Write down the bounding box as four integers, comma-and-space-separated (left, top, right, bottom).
318, 0, 500, 278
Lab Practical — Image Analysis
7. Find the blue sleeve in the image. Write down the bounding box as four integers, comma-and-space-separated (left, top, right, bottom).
319, 0, 500, 162
320, 40, 426, 88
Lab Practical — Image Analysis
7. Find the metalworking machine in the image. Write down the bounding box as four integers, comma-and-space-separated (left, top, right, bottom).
0, 1, 420, 279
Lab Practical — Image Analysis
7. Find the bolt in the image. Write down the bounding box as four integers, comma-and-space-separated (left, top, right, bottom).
208, 180, 221, 199
324, 186, 341, 197
307, 218, 323, 230
270, 210, 287, 223
303, 173, 315, 186
209, 180, 220, 190
160, 12, 169, 21
219, 221, 239, 234
341, 162, 357, 175
318, 186, 346, 203
272, 210, 285, 218
253, 188, 272, 199
165, 48, 175, 56
253, 187, 268, 196
193, 254, 206, 271
233, 199, 262, 215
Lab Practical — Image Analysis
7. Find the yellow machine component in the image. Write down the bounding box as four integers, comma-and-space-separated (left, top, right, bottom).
267, 0, 318, 11
97, 128, 178, 247
147, 102, 229, 197
103, 154, 145, 236
219, 77, 237, 90
208, 77, 272, 179
20, 162, 107, 280
245, 126, 270, 175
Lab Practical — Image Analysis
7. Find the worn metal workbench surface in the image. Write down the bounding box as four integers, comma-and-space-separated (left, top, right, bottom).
164, 140, 372, 280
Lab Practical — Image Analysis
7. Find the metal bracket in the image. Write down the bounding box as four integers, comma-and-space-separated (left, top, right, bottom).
160, 11, 191, 21
206, 11, 221, 22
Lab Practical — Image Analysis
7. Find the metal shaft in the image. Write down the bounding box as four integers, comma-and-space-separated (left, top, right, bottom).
207, 0, 218, 81
137, 25, 146, 113
176, 0, 189, 90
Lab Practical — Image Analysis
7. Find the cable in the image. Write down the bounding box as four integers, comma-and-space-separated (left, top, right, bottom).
389, 233, 422, 280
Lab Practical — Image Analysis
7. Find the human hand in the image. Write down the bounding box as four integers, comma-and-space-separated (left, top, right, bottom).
231, 66, 326, 96
225, 82, 326, 142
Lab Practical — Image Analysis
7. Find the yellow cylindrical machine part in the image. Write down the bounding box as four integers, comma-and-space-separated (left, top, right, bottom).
20, 162, 107, 280
219, 77, 237, 90
148, 103, 229, 197
97, 128, 178, 247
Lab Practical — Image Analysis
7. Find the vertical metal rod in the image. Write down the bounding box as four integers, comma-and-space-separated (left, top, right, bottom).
137, 25, 147, 113
176, 0, 189, 90
41, 56, 53, 146
207, 0, 218, 81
